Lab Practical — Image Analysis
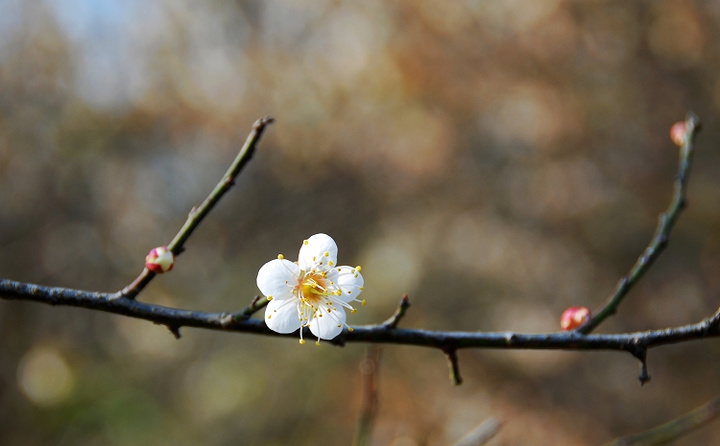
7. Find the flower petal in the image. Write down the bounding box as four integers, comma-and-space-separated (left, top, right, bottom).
309, 306, 346, 340
333, 266, 364, 302
256, 259, 299, 300
298, 233, 338, 271
265, 297, 302, 334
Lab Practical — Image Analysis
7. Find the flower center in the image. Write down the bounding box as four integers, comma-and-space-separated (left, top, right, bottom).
297, 272, 331, 306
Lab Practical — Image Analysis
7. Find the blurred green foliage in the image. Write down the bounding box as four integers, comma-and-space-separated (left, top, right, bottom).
1, 0, 720, 444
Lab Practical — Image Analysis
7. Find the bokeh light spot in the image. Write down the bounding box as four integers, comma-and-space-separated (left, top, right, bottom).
17, 345, 75, 407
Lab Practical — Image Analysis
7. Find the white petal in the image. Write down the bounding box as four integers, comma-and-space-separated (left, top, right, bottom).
265, 298, 302, 334
309, 306, 346, 340
333, 266, 364, 302
298, 233, 338, 271
256, 259, 299, 300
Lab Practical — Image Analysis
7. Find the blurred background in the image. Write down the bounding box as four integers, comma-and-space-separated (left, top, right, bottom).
1, 0, 720, 444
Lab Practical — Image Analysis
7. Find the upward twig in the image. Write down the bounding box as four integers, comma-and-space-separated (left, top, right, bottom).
578, 112, 700, 334
119, 116, 274, 299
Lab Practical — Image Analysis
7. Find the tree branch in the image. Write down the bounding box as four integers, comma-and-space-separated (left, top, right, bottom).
0, 113, 713, 387
578, 112, 701, 333
1, 278, 719, 355
119, 116, 275, 299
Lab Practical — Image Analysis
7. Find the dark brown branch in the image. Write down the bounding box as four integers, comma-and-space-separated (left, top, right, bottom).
579, 112, 700, 333
2, 279, 719, 355
0, 112, 711, 388
380, 294, 410, 329
119, 116, 275, 299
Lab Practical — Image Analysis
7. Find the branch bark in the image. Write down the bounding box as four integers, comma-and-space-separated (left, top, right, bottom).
1, 279, 719, 354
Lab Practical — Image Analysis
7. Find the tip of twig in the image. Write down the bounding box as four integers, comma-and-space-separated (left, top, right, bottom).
632, 348, 651, 386
382, 294, 411, 329
444, 348, 463, 386
255, 116, 275, 129
167, 325, 182, 339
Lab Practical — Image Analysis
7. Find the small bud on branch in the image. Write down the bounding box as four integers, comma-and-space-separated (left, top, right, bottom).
670, 121, 688, 147
145, 246, 175, 273
560, 306, 591, 331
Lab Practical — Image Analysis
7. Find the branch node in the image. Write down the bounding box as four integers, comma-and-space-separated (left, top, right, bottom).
504, 332, 517, 345
254, 116, 276, 129
167, 325, 182, 340
443, 348, 463, 386
631, 348, 651, 386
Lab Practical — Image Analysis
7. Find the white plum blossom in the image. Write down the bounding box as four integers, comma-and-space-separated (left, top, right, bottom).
256, 233, 365, 343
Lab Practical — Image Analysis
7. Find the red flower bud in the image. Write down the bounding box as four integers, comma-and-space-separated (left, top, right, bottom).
670, 121, 687, 147
560, 306, 591, 331
145, 246, 174, 273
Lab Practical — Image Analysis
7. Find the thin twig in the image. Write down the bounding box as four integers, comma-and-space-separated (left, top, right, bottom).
579, 112, 701, 334
444, 348, 463, 385
605, 396, 720, 446
119, 116, 275, 299
381, 294, 410, 329
223, 295, 270, 326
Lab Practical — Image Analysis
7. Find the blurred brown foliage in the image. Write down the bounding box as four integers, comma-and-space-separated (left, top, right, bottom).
1, 1, 720, 445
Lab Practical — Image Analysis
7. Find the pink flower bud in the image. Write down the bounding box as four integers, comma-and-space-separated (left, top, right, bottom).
670, 121, 687, 147
145, 246, 174, 273
560, 306, 591, 331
